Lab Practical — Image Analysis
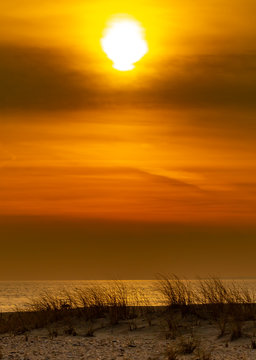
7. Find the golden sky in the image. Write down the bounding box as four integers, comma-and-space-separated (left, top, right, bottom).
0, 0, 256, 279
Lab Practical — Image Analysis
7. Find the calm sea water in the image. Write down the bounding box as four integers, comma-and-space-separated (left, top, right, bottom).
1, 279, 256, 312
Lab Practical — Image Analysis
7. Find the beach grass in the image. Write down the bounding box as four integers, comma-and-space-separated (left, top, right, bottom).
1, 275, 256, 340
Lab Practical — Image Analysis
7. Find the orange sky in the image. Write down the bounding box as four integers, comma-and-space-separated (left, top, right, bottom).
1, 109, 255, 224
0, 0, 256, 278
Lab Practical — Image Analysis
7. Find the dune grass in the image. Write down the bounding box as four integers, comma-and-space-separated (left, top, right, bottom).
1, 276, 256, 339
0, 281, 147, 334
156, 274, 256, 339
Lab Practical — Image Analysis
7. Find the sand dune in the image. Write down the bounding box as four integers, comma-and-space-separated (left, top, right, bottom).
1, 314, 256, 360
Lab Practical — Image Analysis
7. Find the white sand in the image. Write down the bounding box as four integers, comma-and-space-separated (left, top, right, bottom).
1, 315, 256, 359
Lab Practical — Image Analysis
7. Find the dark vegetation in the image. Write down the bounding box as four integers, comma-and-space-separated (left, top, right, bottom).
0, 282, 149, 335
156, 274, 256, 341
0, 275, 256, 342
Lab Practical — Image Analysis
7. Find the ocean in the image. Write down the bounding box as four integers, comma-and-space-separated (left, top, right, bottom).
1, 279, 256, 312
0, 280, 161, 312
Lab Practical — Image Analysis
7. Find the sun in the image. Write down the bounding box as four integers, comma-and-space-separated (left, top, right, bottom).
101, 17, 148, 71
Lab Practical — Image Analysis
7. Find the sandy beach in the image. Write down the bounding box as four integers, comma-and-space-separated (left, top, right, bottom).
1, 312, 256, 360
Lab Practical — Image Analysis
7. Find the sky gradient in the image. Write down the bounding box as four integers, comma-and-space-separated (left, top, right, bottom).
0, 0, 256, 279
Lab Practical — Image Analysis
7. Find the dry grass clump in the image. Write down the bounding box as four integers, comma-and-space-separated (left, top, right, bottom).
0, 281, 144, 334
0, 311, 33, 335
199, 277, 254, 308
177, 335, 199, 354
230, 320, 242, 341
135, 291, 155, 326
251, 337, 256, 349
73, 281, 140, 324
27, 282, 133, 325
165, 346, 179, 360
165, 336, 201, 360
105, 282, 130, 325
157, 275, 256, 340
165, 316, 179, 339
73, 286, 107, 320
199, 277, 254, 338
156, 274, 196, 337
156, 274, 194, 309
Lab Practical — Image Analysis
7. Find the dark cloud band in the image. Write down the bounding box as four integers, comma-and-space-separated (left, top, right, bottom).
0, 44, 256, 112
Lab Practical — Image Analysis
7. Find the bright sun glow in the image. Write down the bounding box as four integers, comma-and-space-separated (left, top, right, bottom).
101, 17, 148, 71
